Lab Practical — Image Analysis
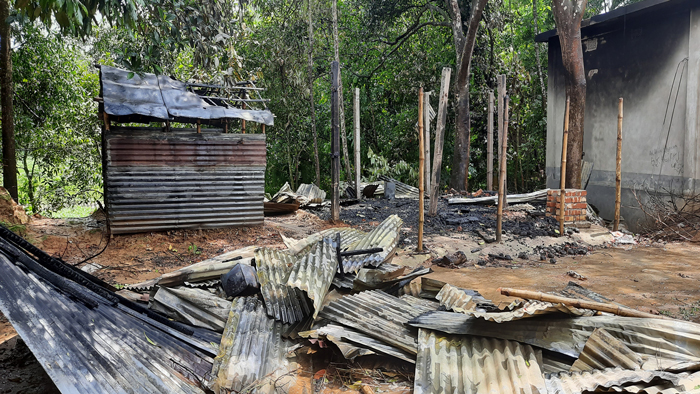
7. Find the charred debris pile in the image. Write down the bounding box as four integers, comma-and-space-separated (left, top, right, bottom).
1, 214, 699, 393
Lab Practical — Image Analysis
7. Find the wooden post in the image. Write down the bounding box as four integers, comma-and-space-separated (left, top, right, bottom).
496, 96, 509, 243
331, 61, 341, 221
418, 88, 425, 252
224, 120, 228, 133
262, 124, 266, 134
487, 90, 494, 190
428, 68, 451, 216
424, 91, 431, 194
559, 97, 571, 236
497, 76, 505, 191
197, 119, 201, 134
242, 102, 247, 133
614, 98, 623, 231
354, 88, 361, 199
102, 112, 110, 131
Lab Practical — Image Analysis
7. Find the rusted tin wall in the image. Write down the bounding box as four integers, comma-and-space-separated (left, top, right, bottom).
104, 126, 265, 234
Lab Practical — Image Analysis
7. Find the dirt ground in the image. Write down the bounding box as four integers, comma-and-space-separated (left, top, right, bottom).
2, 203, 700, 393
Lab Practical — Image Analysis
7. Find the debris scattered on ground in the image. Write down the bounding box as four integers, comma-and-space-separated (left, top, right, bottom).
567, 270, 587, 281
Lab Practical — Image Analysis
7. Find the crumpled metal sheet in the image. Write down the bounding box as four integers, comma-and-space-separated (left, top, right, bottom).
415, 329, 547, 394
408, 313, 700, 372
0, 251, 213, 394
343, 214, 403, 271
399, 295, 441, 314
286, 238, 338, 319
318, 290, 422, 355
448, 189, 549, 205
352, 263, 406, 290
101, 66, 274, 125
255, 247, 312, 324
301, 324, 380, 361
545, 368, 686, 394
611, 371, 700, 393
435, 283, 497, 314
283, 227, 366, 257
101, 65, 169, 119
184, 279, 221, 288
210, 297, 298, 394
462, 300, 596, 323
296, 183, 326, 203
377, 175, 419, 197
127, 246, 256, 291
150, 286, 231, 332
570, 328, 643, 372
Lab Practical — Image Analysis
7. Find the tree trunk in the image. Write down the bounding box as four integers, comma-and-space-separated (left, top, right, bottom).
0, 0, 17, 201
307, 0, 320, 186
552, 0, 587, 189
449, 0, 487, 191
332, 0, 353, 181
533, 0, 546, 109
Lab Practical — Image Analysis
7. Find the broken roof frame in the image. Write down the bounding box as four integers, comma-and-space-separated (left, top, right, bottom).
99, 65, 274, 127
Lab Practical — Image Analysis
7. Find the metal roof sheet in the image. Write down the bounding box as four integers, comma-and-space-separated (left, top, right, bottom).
101, 66, 274, 125
150, 286, 231, 332
408, 313, 700, 371
209, 296, 298, 394
343, 214, 403, 270
286, 238, 338, 319
570, 327, 644, 372
254, 247, 312, 324
318, 290, 421, 355
0, 251, 213, 394
545, 368, 685, 394
282, 227, 366, 257
415, 329, 547, 394
378, 175, 419, 197
295, 183, 326, 203
435, 283, 497, 313
399, 295, 441, 313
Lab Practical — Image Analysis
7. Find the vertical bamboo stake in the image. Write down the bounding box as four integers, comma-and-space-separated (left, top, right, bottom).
331, 61, 340, 221
262, 124, 266, 134
496, 96, 509, 243
559, 97, 571, 236
354, 88, 361, 199
418, 88, 425, 252
424, 91, 431, 194
197, 119, 201, 134
614, 98, 623, 231
242, 103, 247, 133
487, 90, 494, 190
429, 68, 451, 216
497, 75, 506, 192
103, 112, 110, 131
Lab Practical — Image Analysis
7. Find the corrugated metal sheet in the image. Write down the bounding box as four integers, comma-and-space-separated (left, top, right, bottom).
415, 329, 547, 394
378, 175, 419, 197
301, 323, 415, 363
127, 246, 255, 291
435, 283, 497, 313
0, 252, 213, 394
283, 227, 366, 257
545, 368, 685, 394
448, 189, 549, 205
570, 328, 643, 372
615, 371, 700, 393
343, 214, 403, 271
255, 247, 312, 324
101, 65, 274, 125
104, 127, 265, 234
408, 313, 700, 372
150, 286, 230, 332
295, 183, 326, 203
209, 297, 298, 394
353, 263, 406, 290
286, 238, 338, 319
399, 295, 441, 313
463, 300, 596, 322
318, 290, 421, 355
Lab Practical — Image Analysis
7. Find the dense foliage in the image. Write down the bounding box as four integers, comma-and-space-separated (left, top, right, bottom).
5, 0, 645, 213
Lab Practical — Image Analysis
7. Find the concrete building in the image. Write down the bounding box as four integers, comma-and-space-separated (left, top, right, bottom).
537, 0, 700, 231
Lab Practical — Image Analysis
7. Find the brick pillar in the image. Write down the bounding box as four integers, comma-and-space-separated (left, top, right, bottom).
546, 189, 588, 226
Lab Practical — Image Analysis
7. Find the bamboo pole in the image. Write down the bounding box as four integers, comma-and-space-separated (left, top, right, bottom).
487, 90, 494, 191
242, 103, 247, 133
614, 98, 624, 231
354, 88, 361, 199
496, 96, 509, 243
559, 97, 570, 236
497, 75, 506, 195
428, 68, 451, 216
499, 288, 667, 319
102, 112, 110, 131
331, 61, 340, 221
262, 124, 266, 134
424, 91, 431, 194
418, 88, 425, 252
197, 119, 201, 134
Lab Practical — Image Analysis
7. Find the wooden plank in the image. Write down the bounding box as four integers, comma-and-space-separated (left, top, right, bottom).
428, 68, 451, 217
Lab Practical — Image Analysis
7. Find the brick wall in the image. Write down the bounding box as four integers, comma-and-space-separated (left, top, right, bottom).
546, 189, 587, 223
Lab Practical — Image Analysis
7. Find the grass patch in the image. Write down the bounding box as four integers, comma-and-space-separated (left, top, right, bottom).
49, 205, 95, 219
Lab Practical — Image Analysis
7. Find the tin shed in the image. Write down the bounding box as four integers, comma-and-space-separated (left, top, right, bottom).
98, 66, 273, 234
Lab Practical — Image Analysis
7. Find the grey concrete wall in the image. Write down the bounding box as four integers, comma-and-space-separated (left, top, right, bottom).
546, 6, 699, 231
